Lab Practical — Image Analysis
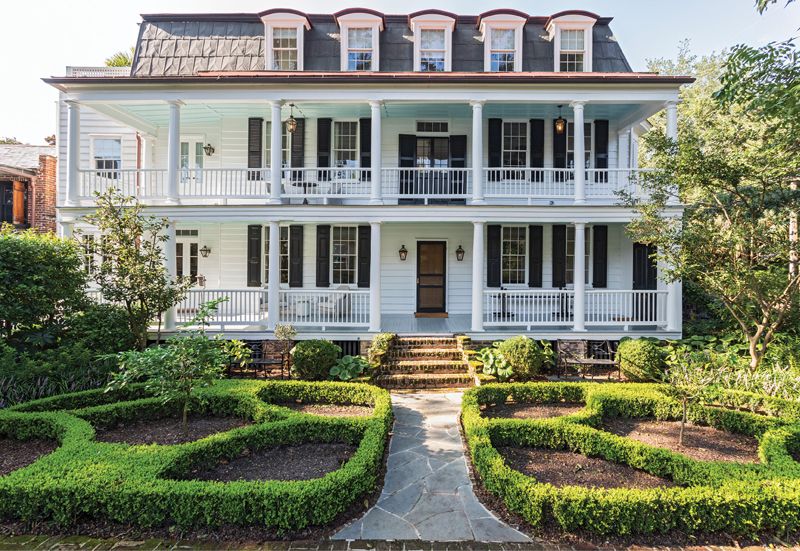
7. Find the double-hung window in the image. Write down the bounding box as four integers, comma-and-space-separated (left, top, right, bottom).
347, 27, 373, 71
264, 122, 291, 168
567, 122, 593, 170
93, 138, 121, 179
333, 122, 358, 168
489, 29, 516, 72
419, 29, 446, 72
565, 226, 591, 285
501, 226, 527, 285
272, 27, 298, 70
559, 29, 586, 72
264, 226, 289, 285
332, 226, 358, 285
502, 122, 527, 171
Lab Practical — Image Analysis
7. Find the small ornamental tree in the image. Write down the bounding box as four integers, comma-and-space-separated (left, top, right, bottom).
0, 225, 87, 338
106, 298, 250, 433
81, 189, 193, 349
663, 346, 721, 446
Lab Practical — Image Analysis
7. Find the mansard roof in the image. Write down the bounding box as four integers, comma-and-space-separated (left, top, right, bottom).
129, 9, 631, 77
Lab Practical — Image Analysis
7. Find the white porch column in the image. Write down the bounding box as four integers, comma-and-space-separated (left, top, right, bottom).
665, 101, 678, 141
163, 221, 177, 331
65, 101, 80, 205
166, 100, 182, 204
571, 101, 586, 204
268, 101, 283, 204
369, 101, 383, 205
369, 222, 382, 331
471, 221, 485, 332
573, 222, 586, 332
470, 101, 485, 205
267, 221, 281, 330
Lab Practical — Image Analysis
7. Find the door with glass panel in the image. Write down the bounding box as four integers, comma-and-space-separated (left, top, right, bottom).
416, 241, 447, 314
415, 137, 449, 197
180, 140, 204, 192
176, 230, 200, 286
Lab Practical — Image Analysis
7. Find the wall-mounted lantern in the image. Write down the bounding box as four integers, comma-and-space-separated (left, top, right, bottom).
398, 244, 408, 261
202, 143, 215, 156
199, 245, 212, 258
455, 245, 465, 261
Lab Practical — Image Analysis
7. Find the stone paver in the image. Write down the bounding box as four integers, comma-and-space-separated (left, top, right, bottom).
333, 392, 530, 543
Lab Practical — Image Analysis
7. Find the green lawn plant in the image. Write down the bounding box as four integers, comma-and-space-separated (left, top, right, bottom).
477, 345, 513, 381
462, 381, 800, 537
330, 355, 369, 381
0, 379, 392, 533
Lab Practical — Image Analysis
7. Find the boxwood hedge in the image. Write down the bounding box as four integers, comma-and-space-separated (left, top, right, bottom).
462, 382, 800, 536
0, 379, 392, 533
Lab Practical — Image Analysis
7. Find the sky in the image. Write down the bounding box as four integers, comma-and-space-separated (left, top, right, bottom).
1, 0, 798, 145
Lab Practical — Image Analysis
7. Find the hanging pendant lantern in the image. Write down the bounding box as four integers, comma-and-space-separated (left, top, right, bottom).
286, 103, 298, 134
554, 105, 566, 135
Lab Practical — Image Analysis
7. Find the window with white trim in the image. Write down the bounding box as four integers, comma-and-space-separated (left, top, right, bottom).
264, 226, 289, 285
92, 138, 121, 179
272, 27, 298, 70
567, 122, 593, 170
565, 226, 591, 285
332, 226, 358, 285
264, 122, 291, 168
502, 122, 527, 168
502, 226, 526, 285
333, 121, 358, 168
419, 29, 446, 72
346, 27, 374, 71
489, 28, 516, 72
559, 29, 586, 72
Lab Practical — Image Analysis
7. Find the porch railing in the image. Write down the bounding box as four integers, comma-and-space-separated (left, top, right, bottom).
279, 289, 370, 327
382, 167, 472, 200
483, 289, 575, 326
483, 168, 575, 199
282, 168, 372, 198
175, 289, 267, 327
179, 169, 271, 198
585, 290, 667, 326
79, 169, 168, 199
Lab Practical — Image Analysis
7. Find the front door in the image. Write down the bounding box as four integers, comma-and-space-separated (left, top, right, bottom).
180, 140, 204, 186
416, 241, 447, 314
632, 243, 658, 321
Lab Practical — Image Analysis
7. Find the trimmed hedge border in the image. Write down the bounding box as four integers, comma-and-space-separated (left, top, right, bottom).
462, 382, 800, 536
0, 379, 392, 533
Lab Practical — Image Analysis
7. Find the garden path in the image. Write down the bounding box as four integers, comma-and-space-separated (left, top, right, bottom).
333, 391, 531, 542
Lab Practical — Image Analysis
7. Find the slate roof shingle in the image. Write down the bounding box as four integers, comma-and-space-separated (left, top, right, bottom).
0, 145, 56, 173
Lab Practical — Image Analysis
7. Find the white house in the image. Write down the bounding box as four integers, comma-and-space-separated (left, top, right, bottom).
47, 8, 690, 343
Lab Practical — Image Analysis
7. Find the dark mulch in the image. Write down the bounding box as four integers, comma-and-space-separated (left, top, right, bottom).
498, 446, 673, 489
0, 439, 58, 476
482, 401, 584, 419
186, 443, 357, 482
283, 403, 373, 417
602, 417, 759, 463
95, 415, 250, 446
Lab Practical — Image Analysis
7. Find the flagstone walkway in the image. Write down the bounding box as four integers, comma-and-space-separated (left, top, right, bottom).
333, 392, 531, 543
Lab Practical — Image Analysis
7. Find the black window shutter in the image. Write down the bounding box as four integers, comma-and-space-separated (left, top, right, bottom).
594, 120, 609, 169
552, 225, 567, 288
486, 225, 502, 288
288, 225, 303, 288
398, 134, 415, 167
528, 225, 543, 287
449, 135, 468, 195
357, 225, 371, 288
316, 225, 331, 288
593, 225, 608, 288
488, 118, 503, 168
553, 120, 567, 169
247, 224, 262, 287
530, 119, 545, 168
317, 118, 332, 181
247, 118, 263, 181
359, 118, 371, 172
290, 118, 305, 180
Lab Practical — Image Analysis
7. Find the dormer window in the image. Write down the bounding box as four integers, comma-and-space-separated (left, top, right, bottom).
547, 11, 598, 72
335, 9, 384, 72
478, 11, 527, 72
420, 29, 446, 71
260, 10, 311, 71
409, 11, 455, 72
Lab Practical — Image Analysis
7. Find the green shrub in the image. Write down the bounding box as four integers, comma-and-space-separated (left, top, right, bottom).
496, 336, 553, 380
291, 339, 341, 381
367, 332, 395, 369
0, 379, 392, 533
462, 381, 800, 537
62, 303, 137, 352
477, 345, 513, 381
618, 338, 666, 381
330, 355, 369, 381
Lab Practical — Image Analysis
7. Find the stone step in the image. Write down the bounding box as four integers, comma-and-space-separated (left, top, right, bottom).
381, 359, 467, 374
394, 337, 458, 347
374, 372, 474, 389
387, 347, 463, 360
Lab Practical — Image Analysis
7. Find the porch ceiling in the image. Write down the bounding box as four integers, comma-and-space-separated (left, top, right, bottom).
90, 101, 656, 131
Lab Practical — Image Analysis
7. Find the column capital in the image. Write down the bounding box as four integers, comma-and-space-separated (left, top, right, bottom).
569, 100, 587, 109
664, 100, 679, 108
469, 100, 486, 109
472, 220, 486, 227
269, 100, 284, 109
369, 220, 382, 226
65, 99, 80, 107
166, 99, 185, 107
368, 100, 384, 109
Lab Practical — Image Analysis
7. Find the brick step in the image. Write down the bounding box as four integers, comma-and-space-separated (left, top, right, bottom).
387, 348, 463, 360
375, 372, 474, 389
380, 360, 467, 374
394, 337, 458, 347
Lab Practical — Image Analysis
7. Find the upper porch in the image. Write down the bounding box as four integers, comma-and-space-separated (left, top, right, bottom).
57, 83, 680, 208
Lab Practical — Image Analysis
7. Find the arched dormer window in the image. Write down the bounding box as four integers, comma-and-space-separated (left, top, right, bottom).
334, 9, 385, 71
477, 10, 528, 72
409, 10, 457, 72
260, 10, 312, 71
546, 11, 599, 72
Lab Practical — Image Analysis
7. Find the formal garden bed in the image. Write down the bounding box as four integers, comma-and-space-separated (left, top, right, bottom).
462, 381, 800, 537
0, 379, 392, 538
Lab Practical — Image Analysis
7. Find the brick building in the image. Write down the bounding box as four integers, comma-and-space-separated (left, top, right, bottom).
0, 144, 57, 232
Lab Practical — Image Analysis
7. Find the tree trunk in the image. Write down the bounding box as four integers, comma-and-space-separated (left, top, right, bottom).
182, 399, 189, 436
679, 398, 687, 447
748, 338, 764, 371
790, 179, 798, 278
